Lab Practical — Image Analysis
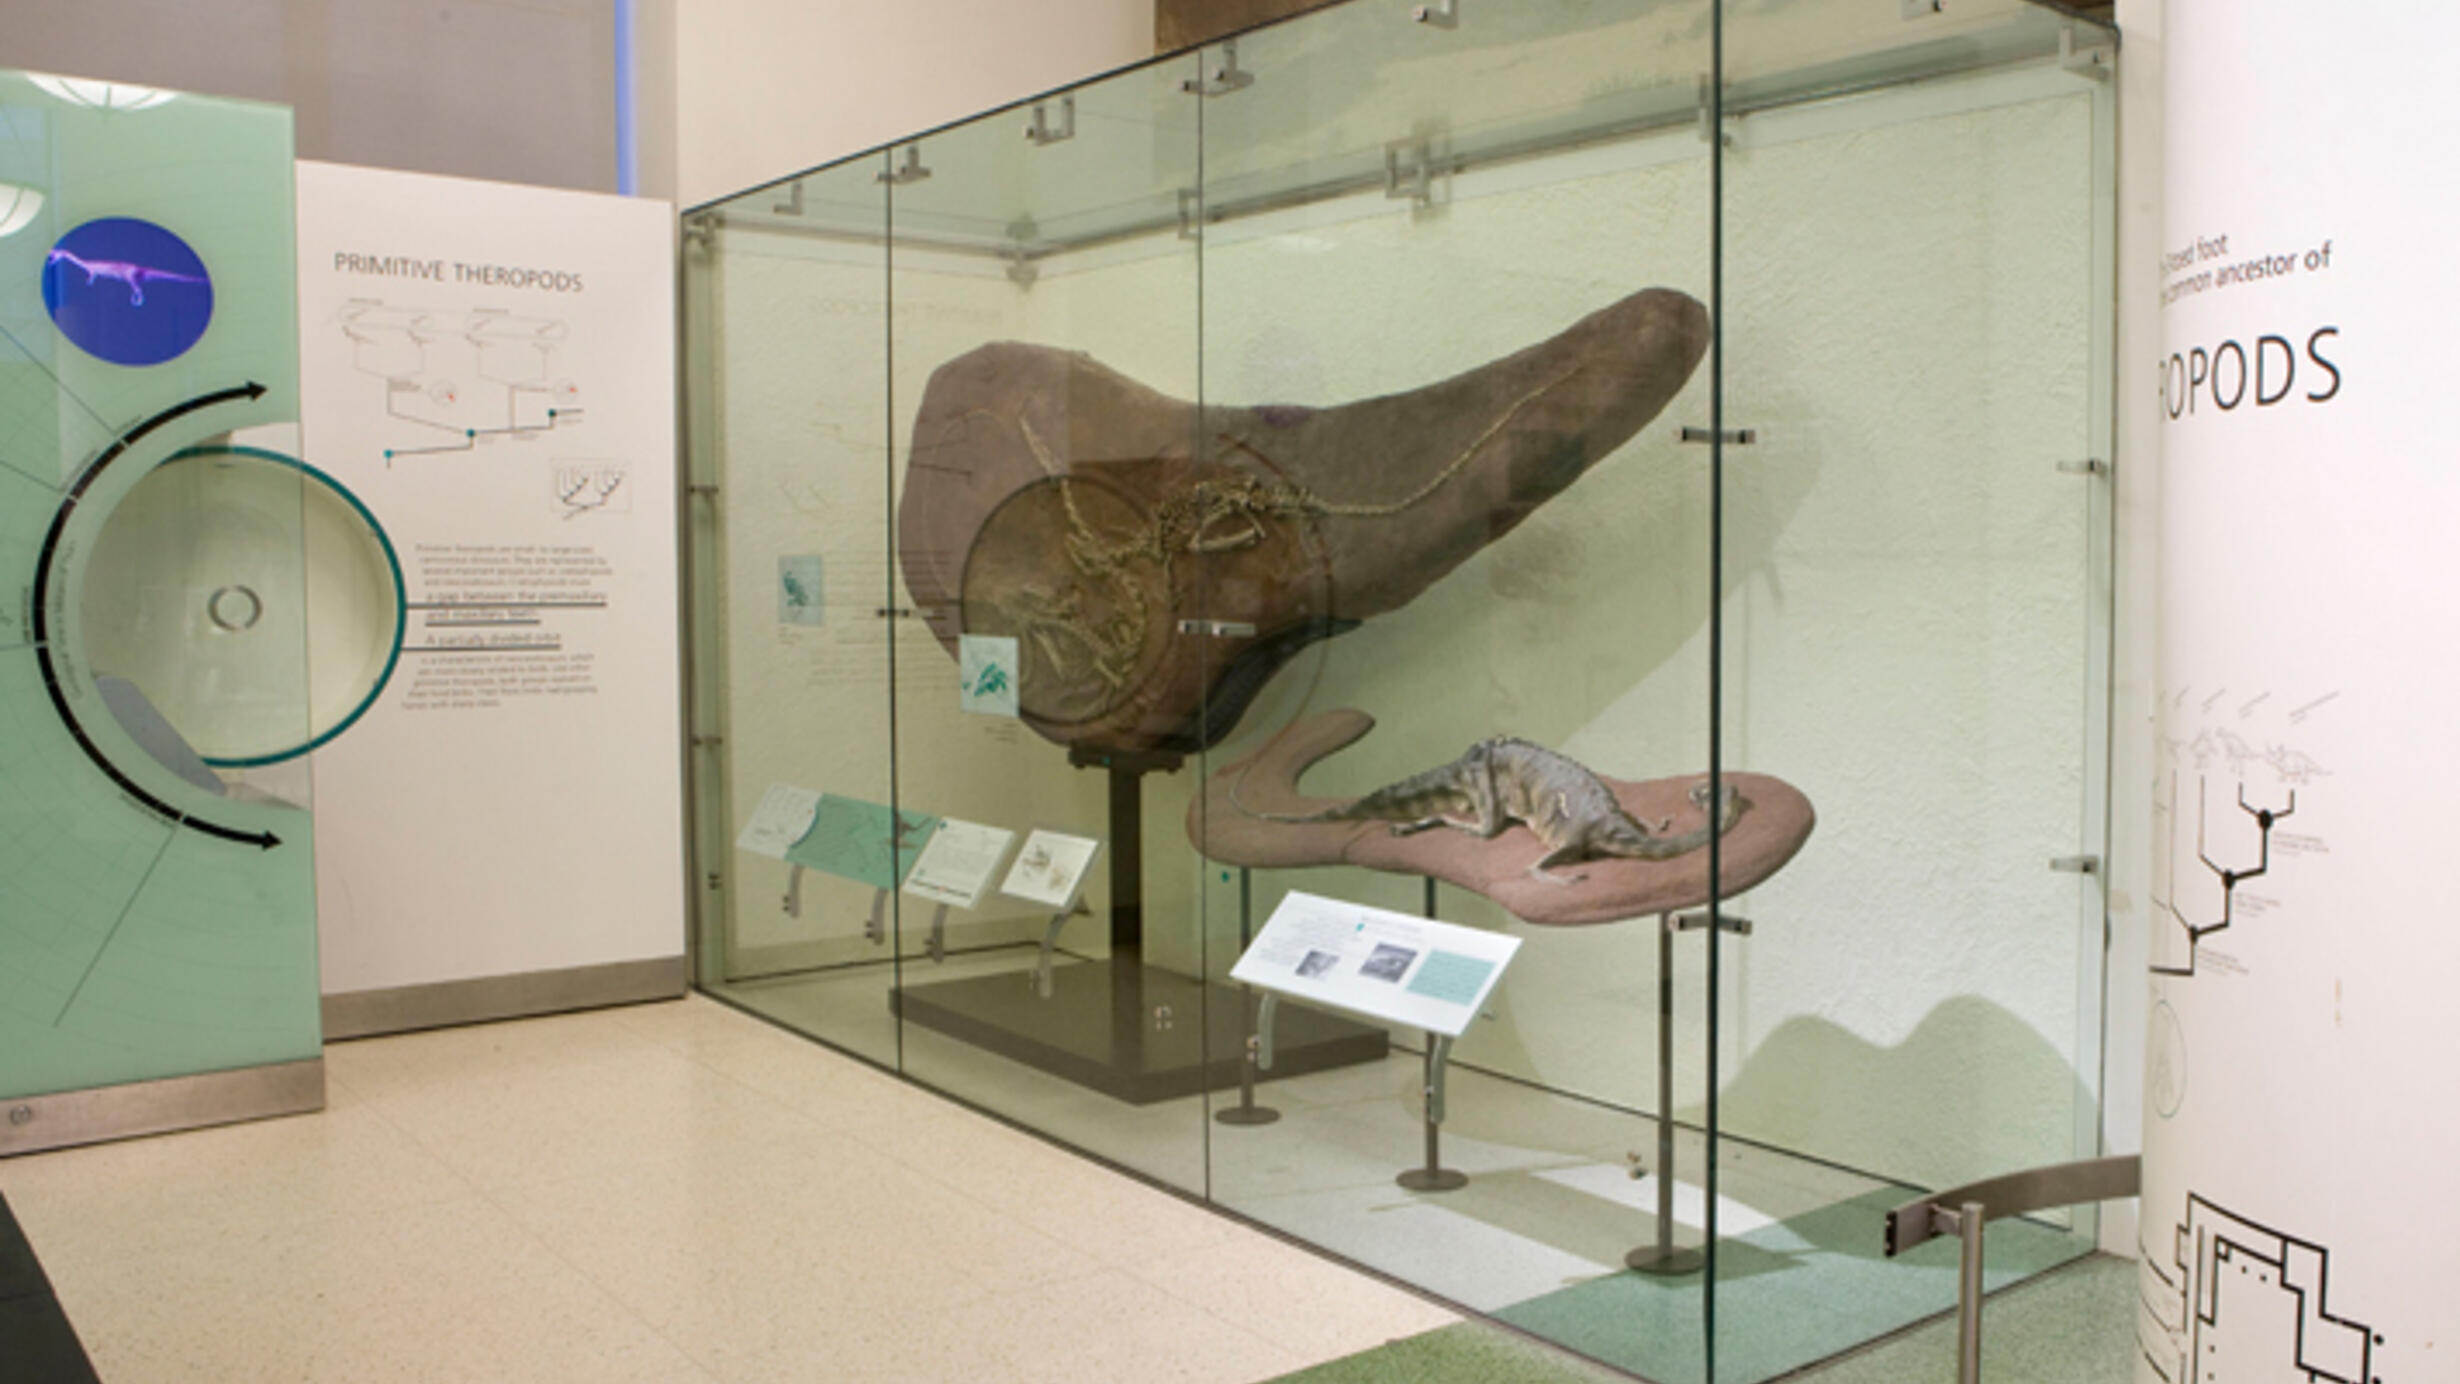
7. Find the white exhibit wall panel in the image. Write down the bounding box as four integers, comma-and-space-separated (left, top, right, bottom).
295, 161, 686, 998
2139, 3, 2460, 1380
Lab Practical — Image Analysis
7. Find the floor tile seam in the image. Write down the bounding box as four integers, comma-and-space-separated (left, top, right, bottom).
445, 1157, 732, 1384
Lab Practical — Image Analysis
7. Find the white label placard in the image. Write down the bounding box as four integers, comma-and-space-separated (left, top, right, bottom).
295, 161, 683, 996
998, 829, 1100, 910
1232, 890, 1521, 1038
735, 783, 822, 860
902, 818, 1016, 911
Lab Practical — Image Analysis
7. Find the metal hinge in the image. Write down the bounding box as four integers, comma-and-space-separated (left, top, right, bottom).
2051, 855, 2101, 875
1901, 0, 1943, 18
1412, 0, 1459, 28
772, 179, 804, 216
1384, 139, 1442, 208
1183, 40, 1255, 97
2061, 22, 2114, 82
691, 734, 724, 749
687, 483, 719, 498
1025, 94, 1075, 146
1176, 619, 1257, 638
1681, 426, 1758, 445
878, 145, 931, 185
875, 606, 919, 620
1672, 910, 1755, 936
1176, 188, 1202, 241
2057, 458, 2108, 477
1697, 75, 1735, 148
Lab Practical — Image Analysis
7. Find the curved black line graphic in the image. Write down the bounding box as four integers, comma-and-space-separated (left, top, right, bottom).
28, 382, 283, 849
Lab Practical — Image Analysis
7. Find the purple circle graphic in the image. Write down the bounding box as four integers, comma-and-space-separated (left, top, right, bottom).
42, 218, 215, 367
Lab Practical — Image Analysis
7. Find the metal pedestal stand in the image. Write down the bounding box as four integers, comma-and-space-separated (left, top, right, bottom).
1396, 878, 1467, 1193
1625, 907, 1751, 1276
1217, 866, 1281, 1126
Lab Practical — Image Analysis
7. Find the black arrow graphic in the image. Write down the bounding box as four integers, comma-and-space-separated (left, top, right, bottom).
29, 382, 285, 849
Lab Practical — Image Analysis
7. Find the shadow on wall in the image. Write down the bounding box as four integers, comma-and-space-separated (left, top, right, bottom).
1695, 993, 2093, 1194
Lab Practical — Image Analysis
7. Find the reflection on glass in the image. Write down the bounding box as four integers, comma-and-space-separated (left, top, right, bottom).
680, 1, 2117, 1378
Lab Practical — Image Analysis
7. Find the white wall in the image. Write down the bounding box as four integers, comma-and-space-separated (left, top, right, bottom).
670, 0, 1154, 208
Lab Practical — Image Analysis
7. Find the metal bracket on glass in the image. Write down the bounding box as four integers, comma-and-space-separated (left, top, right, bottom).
1901, 0, 1943, 18
1182, 40, 1255, 98
1396, 1033, 1466, 1192
874, 606, 918, 620
1003, 249, 1039, 289
1174, 619, 1257, 638
784, 863, 805, 918
1024, 94, 1076, 145
1884, 1155, 2140, 1384
690, 734, 723, 749
1671, 909, 1754, 936
1411, 0, 1459, 29
1176, 188, 1202, 241
1680, 426, 1758, 446
2057, 457, 2109, 477
878, 144, 932, 185
865, 887, 888, 944
2060, 22, 2115, 82
687, 483, 719, 499
1384, 139, 1444, 209
927, 902, 949, 963
771, 179, 804, 216
2050, 854, 2101, 875
681, 218, 715, 248
1254, 991, 1278, 1071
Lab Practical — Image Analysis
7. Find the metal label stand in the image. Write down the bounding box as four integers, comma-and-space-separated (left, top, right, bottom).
1395, 877, 1467, 1192
1217, 866, 1281, 1126
1626, 907, 1751, 1276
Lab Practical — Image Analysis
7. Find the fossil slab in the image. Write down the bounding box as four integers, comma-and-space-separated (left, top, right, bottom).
1190, 710, 1815, 926
900, 287, 1708, 754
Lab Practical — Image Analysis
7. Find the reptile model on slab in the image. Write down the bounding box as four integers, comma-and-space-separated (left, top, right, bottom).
1192, 710, 1816, 926
1238, 736, 1745, 886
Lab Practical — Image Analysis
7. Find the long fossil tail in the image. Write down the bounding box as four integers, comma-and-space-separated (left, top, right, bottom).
1626, 781, 1750, 860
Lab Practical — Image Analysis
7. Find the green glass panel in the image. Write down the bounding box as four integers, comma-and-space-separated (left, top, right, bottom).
0, 70, 318, 1100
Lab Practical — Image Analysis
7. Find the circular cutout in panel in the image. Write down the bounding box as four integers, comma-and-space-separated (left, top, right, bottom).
79, 447, 404, 766
42, 217, 214, 366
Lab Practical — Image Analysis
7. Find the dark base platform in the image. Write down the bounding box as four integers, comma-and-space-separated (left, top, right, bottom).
894, 954, 1389, 1105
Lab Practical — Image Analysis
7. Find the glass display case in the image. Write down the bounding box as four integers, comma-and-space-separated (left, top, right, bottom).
681, 0, 2117, 1377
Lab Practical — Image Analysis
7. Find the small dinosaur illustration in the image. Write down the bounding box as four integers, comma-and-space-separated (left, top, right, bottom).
1237, 736, 1746, 885
45, 248, 208, 307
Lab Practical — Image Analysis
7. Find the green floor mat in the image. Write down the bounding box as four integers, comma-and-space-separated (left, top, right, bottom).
1491, 1186, 2090, 1383
1269, 1254, 2135, 1384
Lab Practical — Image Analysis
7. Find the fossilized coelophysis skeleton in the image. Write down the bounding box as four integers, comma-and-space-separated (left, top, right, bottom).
946, 363, 1586, 703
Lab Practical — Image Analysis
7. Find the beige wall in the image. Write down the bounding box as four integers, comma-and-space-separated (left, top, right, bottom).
669, 0, 1153, 207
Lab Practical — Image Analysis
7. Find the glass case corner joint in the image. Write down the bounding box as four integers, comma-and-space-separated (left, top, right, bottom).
2061, 22, 2115, 81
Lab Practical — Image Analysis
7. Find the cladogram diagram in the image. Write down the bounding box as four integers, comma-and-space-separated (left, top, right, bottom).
2151, 687, 2331, 978
2138, 1196, 2381, 1384
554, 464, 629, 519
340, 300, 585, 462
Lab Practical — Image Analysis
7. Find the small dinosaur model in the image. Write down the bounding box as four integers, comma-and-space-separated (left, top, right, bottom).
46, 248, 208, 307
1239, 736, 1746, 885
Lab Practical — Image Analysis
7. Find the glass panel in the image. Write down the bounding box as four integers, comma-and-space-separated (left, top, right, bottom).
682, 155, 902, 1065
1708, 2, 2117, 1377
1187, 4, 1719, 1379
884, 58, 1209, 1190
0, 70, 321, 1100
